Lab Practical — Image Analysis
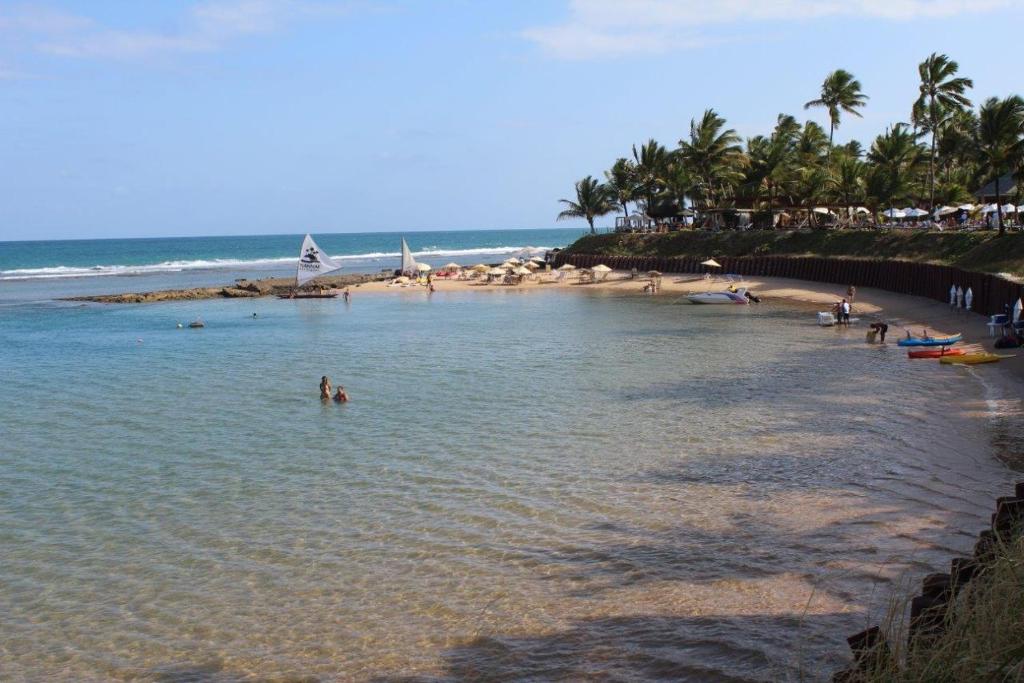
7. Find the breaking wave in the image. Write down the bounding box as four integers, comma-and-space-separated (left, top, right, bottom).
0, 246, 552, 281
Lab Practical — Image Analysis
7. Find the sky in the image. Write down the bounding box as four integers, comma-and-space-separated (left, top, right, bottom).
1, 0, 1023, 240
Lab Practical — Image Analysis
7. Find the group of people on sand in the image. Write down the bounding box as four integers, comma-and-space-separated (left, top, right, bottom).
319, 376, 349, 403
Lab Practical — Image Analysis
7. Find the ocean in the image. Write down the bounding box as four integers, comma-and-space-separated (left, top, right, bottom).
0, 229, 1020, 681
0, 228, 587, 304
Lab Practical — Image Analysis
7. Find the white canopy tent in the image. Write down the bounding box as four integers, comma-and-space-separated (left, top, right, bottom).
883, 208, 906, 219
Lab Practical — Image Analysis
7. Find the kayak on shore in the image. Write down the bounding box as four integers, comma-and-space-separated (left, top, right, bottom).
939, 352, 1013, 365
908, 348, 967, 359
897, 333, 962, 347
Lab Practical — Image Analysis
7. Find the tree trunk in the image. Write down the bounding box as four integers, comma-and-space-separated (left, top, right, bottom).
828, 122, 834, 159
929, 128, 937, 211
588, 216, 596, 234
996, 177, 1004, 236
768, 181, 775, 230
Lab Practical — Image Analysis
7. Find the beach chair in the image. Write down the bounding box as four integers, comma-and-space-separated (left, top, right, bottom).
987, 314, 1009, 337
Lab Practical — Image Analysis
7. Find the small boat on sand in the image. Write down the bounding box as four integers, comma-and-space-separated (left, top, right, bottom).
908, 348, 966, 359
897, 333, 962, 347
687, 288, 750, 304
939, 352, 1013, 365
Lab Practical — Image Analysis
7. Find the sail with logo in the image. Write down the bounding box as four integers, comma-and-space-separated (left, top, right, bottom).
279, 234, 343, 298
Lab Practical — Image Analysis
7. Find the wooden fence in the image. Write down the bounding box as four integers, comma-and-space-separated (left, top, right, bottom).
551, 253, 1024, 316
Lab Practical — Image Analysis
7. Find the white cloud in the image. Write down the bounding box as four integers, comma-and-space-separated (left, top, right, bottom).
0, 1, 363, 60
523, 0, 1013, 59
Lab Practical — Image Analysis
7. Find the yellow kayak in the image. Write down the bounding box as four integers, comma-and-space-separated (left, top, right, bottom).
939, 353, 1013, 365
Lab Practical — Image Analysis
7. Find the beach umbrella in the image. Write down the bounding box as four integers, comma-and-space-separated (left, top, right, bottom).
416, 263, 432, 272
647, 270, 662, 277
528, 256, 546, 263
487, 267, 506, 276
700, 259, 722, 268
557, 264, 577, 271
853, 207, 871, 215
981, 204, 998, 214
905, 208, 928, 218
1017, 205, 1024, 213
1001, 203, 1017, 214
513, 266, 532, 275
965, 287, 973, 311
442, 262, 461, 270
470, 264, 489, 272
592, 264, 612, 272
883, 208, 905, 219
935, 206, 958, 217
958, 203, 976, 212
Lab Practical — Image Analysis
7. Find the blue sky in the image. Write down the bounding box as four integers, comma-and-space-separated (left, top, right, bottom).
1, 0, 1023, 240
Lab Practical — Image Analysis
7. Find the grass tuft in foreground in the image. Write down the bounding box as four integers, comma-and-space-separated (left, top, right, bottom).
844, 536, 1024, 682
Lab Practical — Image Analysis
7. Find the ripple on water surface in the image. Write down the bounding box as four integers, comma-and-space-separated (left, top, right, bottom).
0, 290, 1019, 681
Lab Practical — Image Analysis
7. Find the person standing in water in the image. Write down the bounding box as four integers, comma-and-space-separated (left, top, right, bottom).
333, 386, 349, 403
320, 376, 332, 401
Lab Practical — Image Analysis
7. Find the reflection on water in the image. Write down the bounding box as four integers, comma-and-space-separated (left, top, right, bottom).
0, 290, 1019, 682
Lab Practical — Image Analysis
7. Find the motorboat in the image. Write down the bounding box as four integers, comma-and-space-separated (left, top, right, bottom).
687, 288, 750, 305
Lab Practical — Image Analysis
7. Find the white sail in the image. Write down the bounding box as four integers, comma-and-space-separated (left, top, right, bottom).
400, 238, 418, 273
296, 234, 343, 287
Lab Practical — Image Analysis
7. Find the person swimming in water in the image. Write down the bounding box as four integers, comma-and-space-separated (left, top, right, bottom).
320, 376, 332, 401
333, 386, 349, 403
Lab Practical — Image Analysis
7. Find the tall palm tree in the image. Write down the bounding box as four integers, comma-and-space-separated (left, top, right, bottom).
827, 152, 867, 217
677, 109, 746, 209
804, 69, 869, 154
914, 53, 973, 210
976, 96, 1024, 235
604, 158, 637, 217
557, 176, 616, 234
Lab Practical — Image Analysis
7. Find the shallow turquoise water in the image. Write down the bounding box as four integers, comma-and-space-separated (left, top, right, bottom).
0, 288, 1018, 681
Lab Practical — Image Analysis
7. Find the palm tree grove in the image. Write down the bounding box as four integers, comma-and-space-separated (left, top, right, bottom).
558, 54, 1024, 237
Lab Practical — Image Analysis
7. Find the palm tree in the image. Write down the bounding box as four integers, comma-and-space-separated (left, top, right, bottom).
745, 114, 799, 222
976, 96, 1024, 235
914, 53, 973, 210
677, 109, 746, 209
867, 123, 923, 211
827, 152, 867, 214
557, 176, 616, 234
604, 158, 637, 217
631, 139, 672, 212
804, 69, 869, 154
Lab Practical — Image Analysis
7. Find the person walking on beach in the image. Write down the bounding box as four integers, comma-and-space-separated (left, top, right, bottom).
847, 284, 856, 303
320, 375, 332, 401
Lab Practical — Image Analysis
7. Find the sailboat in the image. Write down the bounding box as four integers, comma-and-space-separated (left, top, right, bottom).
400, 237, 418, 274
278, 234, 344, 299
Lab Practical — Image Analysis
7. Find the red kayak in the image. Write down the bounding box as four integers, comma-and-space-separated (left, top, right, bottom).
908, 348, 967, 359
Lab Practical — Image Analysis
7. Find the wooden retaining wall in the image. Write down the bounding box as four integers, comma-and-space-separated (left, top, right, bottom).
551, 253, 1024, 315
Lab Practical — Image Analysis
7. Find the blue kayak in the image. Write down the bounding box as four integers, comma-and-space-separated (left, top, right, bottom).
897, 333, 962, 347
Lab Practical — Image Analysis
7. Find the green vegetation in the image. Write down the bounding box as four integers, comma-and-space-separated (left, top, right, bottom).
855, 538, 1024, 682
563, 230, 1024, 276
558, 54, 1024, 226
